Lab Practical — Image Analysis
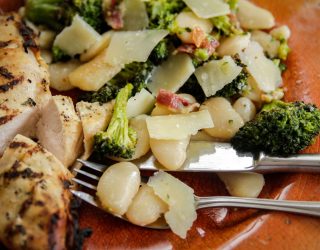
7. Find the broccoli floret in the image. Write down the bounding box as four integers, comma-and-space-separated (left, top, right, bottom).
149, 38, 175, 65
81, 61, 154, 104
146, 0, 186, 30
72, 0, 105, 32
110, 61, 154, 94
79, 83, 120, 104
179, 75, 206, 103
93, 84, 137, 159
25, 0, 75, 31
52, 46, 71, 62
211, 15, 242, 37
25, 0, 105, 32
231, 100, 320, 156
215, 69, 248, 98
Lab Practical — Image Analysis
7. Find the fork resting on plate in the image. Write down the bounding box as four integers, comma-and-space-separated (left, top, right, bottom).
71, 159, 320, 229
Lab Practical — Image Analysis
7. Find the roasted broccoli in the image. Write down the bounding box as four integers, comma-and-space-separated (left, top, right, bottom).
211, 15, 242, 37
149, 38, 176, 65
25, 0, 105, 32
215, 69, 248, 98
79, 83, 120, 104
72, 0, 105, 32
231, 100, 320, 156
80, 61, 154, 104
110, 61, 154, 94
179, 75, 206, 103
25, 0, 74, 30
52, 46, 71, 62
146, 0, 186, 30
93, 84, 137, 159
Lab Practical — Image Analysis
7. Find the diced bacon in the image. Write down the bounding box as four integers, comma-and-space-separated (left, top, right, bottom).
176, 44, 196, 54
191, 27, 207, 48
156, 89, 200, 114
157, 89, 190, 110
105, 0, 124, 29
200, 38, 219, 56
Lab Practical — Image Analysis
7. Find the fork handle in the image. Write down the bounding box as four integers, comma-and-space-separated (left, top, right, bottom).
254, 153, 320, 173
196, 196, 320, 217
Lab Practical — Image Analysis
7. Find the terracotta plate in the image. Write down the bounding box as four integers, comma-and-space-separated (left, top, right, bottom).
1, 0, 320, 249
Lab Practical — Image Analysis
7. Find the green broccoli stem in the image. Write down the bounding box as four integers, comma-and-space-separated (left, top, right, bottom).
25, 0, 75, 31
109, 83, 133, 129
94, 84, 137, 159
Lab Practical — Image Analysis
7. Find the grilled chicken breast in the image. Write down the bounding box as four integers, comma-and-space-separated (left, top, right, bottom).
37, 95, 83, 167
0, 134, 73, 250
76, 101, 113, 160
0, 13, 51, 154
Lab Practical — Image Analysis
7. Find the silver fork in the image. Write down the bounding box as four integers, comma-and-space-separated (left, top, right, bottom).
71, 159, 320, 229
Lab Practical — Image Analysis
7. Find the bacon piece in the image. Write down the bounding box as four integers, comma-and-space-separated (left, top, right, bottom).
191, 27, 207, 48
156, 89, 200, 114
176, 44, 196, 55
200, 38, 219, 56
104, 0, 124, 30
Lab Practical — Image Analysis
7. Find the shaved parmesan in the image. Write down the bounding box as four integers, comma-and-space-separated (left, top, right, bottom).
146, 110, 214, 140
69, 48, 122, 91
54, 15, 101, 56
127, 89, 155, 119
122, 0, 149, 31
105, 30, 168, 65
183, 0, 230, 18
147, 171, 196, 239
194, 56, 242, 97
239, 41, 282, 93
80, 31, 114, 62
251, 30, 280, 59
237, 0, 275, 29
148, 53, 195, 95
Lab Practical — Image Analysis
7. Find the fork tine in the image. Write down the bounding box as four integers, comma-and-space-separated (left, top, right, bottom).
71, 190, 98, 207
77, 159, 107, 172
72, 178, 97, 190
74, 168, 100, 180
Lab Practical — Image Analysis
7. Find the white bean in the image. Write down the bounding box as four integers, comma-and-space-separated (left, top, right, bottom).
270, 25, 291, 40
217, 34, 251, 56
49, 60, 81, 91
150, 137, 190, 170
233, 97, 256, 122
39, 30, 56, 50
217, 172, 265, 198
175, 11, 213, 44
96, 162, 141, 216
251, 30, 280, 58
126, 184, 168, 226
237, 0, 275, 30
242, 76, 262, 103
200, 97, 244, 140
